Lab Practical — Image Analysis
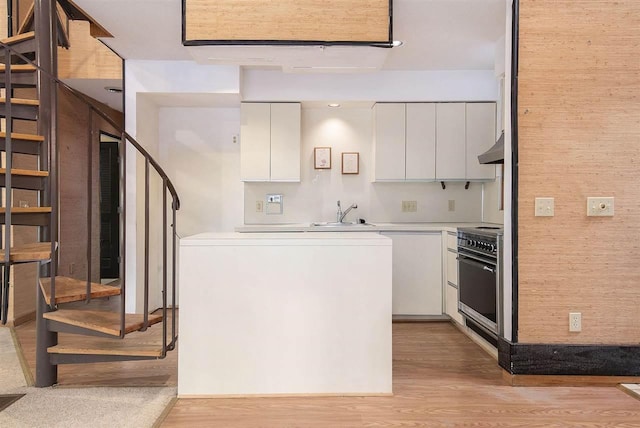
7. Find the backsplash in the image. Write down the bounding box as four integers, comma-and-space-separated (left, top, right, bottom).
244, 107, 487, 224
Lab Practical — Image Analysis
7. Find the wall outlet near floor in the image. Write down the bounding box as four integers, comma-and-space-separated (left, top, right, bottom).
448, 200, 455, 212
534, 197, 555, 217
569, 312, 582, 332
587, 197, 614, 217
256, 200, 263, 213
69, 263, 75, 275
401, 201, 417, 212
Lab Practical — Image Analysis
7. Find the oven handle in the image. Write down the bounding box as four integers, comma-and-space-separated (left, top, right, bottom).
458, 255, 496, 273
457, 251, 496, 267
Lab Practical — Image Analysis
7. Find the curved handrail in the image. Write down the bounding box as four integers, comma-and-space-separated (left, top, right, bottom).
1, 32, 180, 351
0, 38, 181, 209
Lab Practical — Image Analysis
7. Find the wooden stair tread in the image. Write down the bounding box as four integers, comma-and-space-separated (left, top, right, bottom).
0, 132, 44, 142
0, 31, 35, 46
48, 340, 163, 358
0, 242, 52, 263
0, 168, 49, 177
40, 276, 121, 305
0, 97, 39, 106
0, 64, 36, 73
43, 309, 163, 337
0, 207, 51, 214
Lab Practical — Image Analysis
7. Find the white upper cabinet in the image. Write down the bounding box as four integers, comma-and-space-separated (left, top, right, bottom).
240, 103, 271, 181
406, 103, 436, 180
435, 103, 466, 180
240, 102, 301, 182
373, 103, 436, 181
270, 103, 301, 181
373, 103, 406, 181
465, 103, 497, 180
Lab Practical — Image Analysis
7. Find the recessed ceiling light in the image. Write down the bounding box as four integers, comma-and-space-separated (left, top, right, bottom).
328, 103, 341, 108
105, 86, 123, 93
391, 40, 404, 48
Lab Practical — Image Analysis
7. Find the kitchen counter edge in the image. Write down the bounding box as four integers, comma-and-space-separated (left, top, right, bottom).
235, 223, 501, 233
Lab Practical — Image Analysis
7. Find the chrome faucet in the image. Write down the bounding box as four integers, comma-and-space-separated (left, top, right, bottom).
336, 200, 357, 223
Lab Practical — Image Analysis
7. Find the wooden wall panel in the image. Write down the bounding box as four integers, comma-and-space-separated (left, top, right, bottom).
9, 89, 39, 322
184, 0, 390, 43
58, 89, 123, 284
58, 20, 121, 80
517, 1, 640, 344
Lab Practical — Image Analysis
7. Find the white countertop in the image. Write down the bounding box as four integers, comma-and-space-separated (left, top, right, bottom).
181, 231, 391, 246
234, 222, 501, 233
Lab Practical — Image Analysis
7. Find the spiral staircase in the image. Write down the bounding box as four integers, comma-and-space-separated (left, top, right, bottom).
0, 0, 179, 387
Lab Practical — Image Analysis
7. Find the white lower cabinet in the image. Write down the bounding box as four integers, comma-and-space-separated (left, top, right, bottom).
444, 232, 464, 325
445, 284, 464, 325
382, 232, 443, 316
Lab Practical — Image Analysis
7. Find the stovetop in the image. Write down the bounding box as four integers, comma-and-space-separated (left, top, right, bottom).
457, 226, 504, 257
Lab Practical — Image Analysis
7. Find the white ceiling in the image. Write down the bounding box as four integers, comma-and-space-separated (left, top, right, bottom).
72, 0, 506, 109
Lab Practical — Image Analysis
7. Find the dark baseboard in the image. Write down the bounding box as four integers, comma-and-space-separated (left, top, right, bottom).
499, 337, 640, 376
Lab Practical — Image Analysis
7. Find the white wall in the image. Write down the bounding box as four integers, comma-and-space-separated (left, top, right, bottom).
158, 107, 243, 237
244, 107, 485, 225
124, 60, 242, 313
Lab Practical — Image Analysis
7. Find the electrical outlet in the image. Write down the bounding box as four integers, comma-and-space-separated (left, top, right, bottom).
587, 197, 614, 217
402, 201, 417, 212
256, 200, 263, 213
569, 312, 581, 332
448, 200, 455, 212
534, 197, 554, 217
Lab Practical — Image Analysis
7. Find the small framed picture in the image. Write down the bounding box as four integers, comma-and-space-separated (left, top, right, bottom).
314, 147, 331, 169
342, 152, 359, 174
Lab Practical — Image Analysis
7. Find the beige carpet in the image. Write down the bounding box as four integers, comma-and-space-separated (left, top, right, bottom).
0, 327, 175, 428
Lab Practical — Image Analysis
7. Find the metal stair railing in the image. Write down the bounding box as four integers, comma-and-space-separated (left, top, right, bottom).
0, 37, 180, 353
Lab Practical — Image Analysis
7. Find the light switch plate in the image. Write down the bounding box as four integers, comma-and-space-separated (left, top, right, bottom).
587, 197, 614, 217
534, 197, 554, 217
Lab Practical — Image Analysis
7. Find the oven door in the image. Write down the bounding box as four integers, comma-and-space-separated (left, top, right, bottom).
457, 251, 498, 335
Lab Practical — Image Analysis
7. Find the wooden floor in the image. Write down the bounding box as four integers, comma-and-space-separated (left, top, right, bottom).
14, 298, 177, 387
162, 323, 640, 427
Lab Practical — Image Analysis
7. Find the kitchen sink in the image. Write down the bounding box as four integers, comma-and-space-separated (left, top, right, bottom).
310, 222, 374, 227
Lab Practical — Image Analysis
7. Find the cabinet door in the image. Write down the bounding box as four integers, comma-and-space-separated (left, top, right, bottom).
446, 249, 458, 286
270, 103, 301, 182
445, 283, 465, 325
240, 103, 271, 181
383, 232, 443, 316
435, 103, 466, 180
466, 103, 496, 180
406, 103, 436, 180
373, 103, 406, 181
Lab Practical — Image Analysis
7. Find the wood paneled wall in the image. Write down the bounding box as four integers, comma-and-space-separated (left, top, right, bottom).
184, 0, 390, 43
517, 1, 640, 344
58, 20, 121, 80
9, 89, 39, 323
58, 88, 123, 284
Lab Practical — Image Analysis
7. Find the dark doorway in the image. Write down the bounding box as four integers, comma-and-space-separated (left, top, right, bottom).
99, 133, 121, 279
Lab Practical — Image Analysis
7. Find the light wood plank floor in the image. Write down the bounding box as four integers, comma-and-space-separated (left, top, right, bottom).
14, 298, 177, 387
162, 323, 640, 427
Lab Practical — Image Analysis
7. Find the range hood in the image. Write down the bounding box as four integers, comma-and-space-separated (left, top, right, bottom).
478, 132, 504, 164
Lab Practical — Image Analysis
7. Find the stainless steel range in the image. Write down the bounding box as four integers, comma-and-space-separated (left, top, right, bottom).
457, 226, 504, 339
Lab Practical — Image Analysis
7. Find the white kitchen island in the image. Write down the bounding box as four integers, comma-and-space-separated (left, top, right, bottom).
178, 232, 392, 397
